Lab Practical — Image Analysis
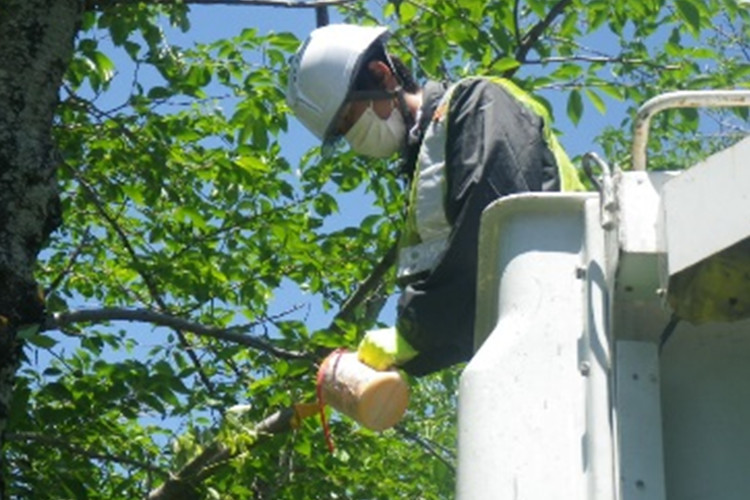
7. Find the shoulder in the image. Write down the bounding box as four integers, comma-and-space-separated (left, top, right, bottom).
443, 77, 528, 123
449, 77, 512, 100
428, 78, 492, 124
446, 77, 524, 112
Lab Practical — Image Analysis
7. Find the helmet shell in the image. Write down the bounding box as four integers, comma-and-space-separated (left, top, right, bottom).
287, 24, 389, 144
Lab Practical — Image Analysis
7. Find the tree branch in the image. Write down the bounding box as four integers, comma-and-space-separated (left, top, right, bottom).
513, 0, 522, 47
5, 432, 163, 474
394, 424, 455, 474
43, 307, 315, 361
86, 0, 357, 9
532, 34, 683, 90
44, 227, 91, 296
147, 405, 314, 500
328, 240, 399, 333
61, 161, 217, 392
507, 0, 572, 76
523, 54, 680, 70
401, 0, 505, 72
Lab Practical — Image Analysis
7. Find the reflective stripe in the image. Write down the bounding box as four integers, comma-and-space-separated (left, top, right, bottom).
397, 85, 456, 280
415, 108, 451, 241
396, 237, 450, 280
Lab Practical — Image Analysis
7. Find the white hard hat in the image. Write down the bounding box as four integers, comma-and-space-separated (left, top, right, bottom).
287, 24, 390, 148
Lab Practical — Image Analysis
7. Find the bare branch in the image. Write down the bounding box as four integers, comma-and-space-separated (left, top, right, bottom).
523, 54, 681, 70
147, 405, 310, 500
87, 0, 356, 9
328, 241, 399, 333
535, 34, 680, 87
513, 0, 522, 47
44, 227, 92, 295
168, 194, 318, 260
401, 0, 505, 72
61, 163, 160, 307
43, 307, 316, 361
393, 425, 456, 474
5, 432, 163, 474
61, 161, 216, 392
506, 0, 572, 76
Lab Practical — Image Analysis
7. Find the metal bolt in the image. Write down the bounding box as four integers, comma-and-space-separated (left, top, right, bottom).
579, 361, 591, 376
575, 266, 587, 279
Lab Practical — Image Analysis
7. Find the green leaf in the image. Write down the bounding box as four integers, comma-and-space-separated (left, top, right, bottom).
585, 89, 607, 115
678, 107, 700, 130
147, 86, 172, 99
43, 382, 72, 401
553, 64, 583, 80
17, 323, 40, 339
93, 51, 115, 86
268, 32, 300, 52
676, 0, 702, 36
185, 65, 212, 88
294, 437, 312, 457
566, 89, 584, 125
236, 155, 268, 174
399, 2, 419, 22
122, 184, 145, 204
383, 1, 396, 18
19, 329, 57, 349
491, 57, 521, 72
597, 84, 623, 101
124, 41, 141, 59
175, 206, 208, 230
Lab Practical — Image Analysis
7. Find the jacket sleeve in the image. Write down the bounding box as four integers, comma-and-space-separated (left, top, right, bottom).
397, 78, 561, 376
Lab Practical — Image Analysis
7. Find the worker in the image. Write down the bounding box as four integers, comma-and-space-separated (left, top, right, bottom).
287, 24, 584, 377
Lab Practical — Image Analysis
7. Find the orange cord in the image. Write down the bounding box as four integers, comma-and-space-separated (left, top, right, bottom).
316, 348, 346, 453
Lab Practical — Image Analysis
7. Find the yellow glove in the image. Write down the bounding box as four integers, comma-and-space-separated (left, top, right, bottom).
357, 327, 418, 371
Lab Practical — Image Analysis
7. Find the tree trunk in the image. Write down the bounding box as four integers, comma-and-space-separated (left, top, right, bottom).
0, 0, 80, 495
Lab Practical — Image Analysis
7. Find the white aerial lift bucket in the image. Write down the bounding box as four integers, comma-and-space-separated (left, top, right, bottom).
456, 90, 750, 500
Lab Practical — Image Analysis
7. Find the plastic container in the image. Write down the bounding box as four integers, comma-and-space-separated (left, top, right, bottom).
318, 351, 409, 431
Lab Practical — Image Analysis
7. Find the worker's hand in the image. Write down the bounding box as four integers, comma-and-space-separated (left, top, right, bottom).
357, 327, 418, 371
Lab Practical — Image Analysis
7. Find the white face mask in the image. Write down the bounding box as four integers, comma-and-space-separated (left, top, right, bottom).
345, 103, 406, 158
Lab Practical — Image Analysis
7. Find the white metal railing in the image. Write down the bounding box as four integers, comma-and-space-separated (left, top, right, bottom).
631, 90, 750, 171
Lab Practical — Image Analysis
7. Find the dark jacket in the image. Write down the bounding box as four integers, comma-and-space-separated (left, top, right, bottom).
396, 77, 568, 376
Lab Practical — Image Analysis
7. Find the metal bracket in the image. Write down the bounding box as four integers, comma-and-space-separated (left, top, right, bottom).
583, 152, 617, 230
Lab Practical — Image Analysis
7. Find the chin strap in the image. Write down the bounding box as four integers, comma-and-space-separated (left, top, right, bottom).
392, 85, 417, 162
394, 86, 415, 134
347, 89, 396, 102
